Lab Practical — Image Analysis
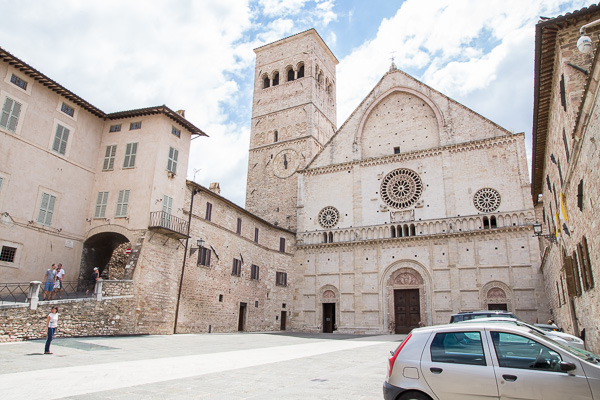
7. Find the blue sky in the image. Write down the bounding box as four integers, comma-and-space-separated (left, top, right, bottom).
0, 0, 590, 206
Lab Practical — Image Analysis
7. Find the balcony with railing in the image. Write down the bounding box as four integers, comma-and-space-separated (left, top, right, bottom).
298, 210, 536, 246
148, 211, 189, 239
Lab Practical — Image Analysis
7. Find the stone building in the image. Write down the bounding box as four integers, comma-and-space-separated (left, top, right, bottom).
246, 29, 550, 334
0, 46, 207, 334
532, 4, 600, 352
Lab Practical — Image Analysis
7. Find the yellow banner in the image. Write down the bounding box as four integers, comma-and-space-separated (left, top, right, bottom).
560, 192, 569, 222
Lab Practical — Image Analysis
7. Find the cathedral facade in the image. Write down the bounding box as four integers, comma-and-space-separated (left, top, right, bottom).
246, 29, 550, 334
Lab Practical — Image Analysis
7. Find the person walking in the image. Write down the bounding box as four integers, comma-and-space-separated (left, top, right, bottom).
85, 267, 100, 296
42, 264, 57, 300
55, 264, 65, 299
44, 306, 59, 354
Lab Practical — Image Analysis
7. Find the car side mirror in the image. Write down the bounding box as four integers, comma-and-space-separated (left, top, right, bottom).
560, 361, 576, 372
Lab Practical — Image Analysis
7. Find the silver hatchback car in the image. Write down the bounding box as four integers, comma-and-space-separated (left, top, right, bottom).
384, 322, 600, 400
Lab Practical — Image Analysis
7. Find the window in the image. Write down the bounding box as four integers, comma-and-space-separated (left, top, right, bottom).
167, 147, 178, 174
562, 128, 570, 162
198, 247, 211, 266
236, 218, 242, 234
232, 258, 242, 277
578, 236, 595, 290
569, 251, 583, 296
103, 145, 117, 171
276, 271, 287, 286
577, 180, 584, 211
393, 146, 400, 154
254, 227, 259, 243
115, 189, 130, 217
171, 126, 181, 138
52, 124, 70, 155
94, 191, 109, 218
205, 202, 213, 221
123, 143, 138, 168
37, 192, 56, 226
251, 264, 259, 280
60, 102, 74, 117
274, 130, 278, 142
297, 64, 305, 78
219, 294, 223, 302
263, 75, 270, 89
491, 331, 562, 371
1, 97, 22, 132
430, 332, 486, 366
109, 124, 121, 132
162, 195, 173, 215
558, 160, 563, 187
287, 68, 295, 82
10, 74, 27, 90
0, 245, 17, 262
130, 121, 142, 130
272, 72, 279, 86
279, 237, 286, 252
560, 74, 567, 111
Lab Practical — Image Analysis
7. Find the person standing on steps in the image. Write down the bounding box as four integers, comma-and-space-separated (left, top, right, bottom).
85, 267, 100, 296
44, 306, 59, 354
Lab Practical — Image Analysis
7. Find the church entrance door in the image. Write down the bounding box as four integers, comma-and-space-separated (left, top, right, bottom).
322, 303, 335, 333
394, 289, 420, 334
488, 303, 508, 311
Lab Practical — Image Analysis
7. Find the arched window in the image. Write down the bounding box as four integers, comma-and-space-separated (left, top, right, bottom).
287, 68, 295, 82
263, 75, 270, 89
391, 226, 396, 238
483, 216, 490, 229
410, 224, 416, 236
490, 216, 497, 229
297, 64, 305, 78
274, 130, 278, 142
272, 72, 279, 86
318, 71, 323, 85
328, 232, 333, 243
323, 232, 328, 243
403, 225, 409, 237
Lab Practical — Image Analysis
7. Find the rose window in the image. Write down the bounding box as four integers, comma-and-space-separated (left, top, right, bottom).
318, 206, 340, 228
380, 168, 423, 209
473, 188, 501, 212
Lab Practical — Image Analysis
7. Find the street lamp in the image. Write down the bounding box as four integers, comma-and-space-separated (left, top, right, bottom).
533, 223, 557, 243
189, 238, 205, 256
577, 19, 600, 53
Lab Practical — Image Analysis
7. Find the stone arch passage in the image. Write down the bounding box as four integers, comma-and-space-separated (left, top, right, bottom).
79, 232, 131, 283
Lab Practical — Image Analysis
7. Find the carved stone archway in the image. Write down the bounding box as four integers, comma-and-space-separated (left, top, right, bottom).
480, 281, 513, 311
317, 285, 340, 332
381, 260, 432, 333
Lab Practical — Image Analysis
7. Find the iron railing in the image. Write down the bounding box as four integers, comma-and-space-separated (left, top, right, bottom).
148, 211, 188, 237
42, 280, 89, 300
0, 282, 30, 304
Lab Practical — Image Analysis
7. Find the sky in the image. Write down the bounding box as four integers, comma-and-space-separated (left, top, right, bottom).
0, 0, 590, 206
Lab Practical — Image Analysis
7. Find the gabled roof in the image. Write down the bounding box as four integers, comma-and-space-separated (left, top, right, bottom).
531, 4, 600, 202
254, 28, 339, 64
0, 46, 207, 137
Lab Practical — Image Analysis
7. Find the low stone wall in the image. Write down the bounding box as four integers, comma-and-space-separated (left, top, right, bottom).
0, 296, 138, 342
101, 280, 134, 297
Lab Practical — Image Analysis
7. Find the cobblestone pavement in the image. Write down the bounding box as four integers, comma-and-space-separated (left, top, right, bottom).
1, 332, 406, 400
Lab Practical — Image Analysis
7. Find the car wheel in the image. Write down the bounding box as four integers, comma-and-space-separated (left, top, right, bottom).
398, 391, 432, 400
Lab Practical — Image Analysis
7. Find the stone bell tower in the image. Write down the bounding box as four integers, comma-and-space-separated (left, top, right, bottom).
245, 29, 338, 231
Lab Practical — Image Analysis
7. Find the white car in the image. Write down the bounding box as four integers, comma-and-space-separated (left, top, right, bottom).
384, 322, 600, 400
457, 317, 585, 349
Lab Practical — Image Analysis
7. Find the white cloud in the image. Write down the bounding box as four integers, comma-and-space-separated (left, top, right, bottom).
258, 0, 310, 17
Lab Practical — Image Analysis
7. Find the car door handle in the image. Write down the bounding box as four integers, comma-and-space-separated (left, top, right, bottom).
503, 374, 518, 382
430, 367, 443, 374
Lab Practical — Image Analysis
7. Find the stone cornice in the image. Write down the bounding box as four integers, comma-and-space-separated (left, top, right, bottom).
304, 133, 523, 176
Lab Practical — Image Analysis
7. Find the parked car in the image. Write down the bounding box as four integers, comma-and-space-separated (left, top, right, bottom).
458, 317, 585, 350
384, 322, 600, 400
449, 310, 518, 323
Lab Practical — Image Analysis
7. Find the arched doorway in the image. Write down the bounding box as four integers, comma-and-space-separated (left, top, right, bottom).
319, 285, 339, 333
79, 232, 131, 283
389, 268, 424, 333
481, 281, 513, 312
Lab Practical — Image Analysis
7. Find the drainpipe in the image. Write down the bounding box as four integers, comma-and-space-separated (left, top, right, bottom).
174, 186, 198, 334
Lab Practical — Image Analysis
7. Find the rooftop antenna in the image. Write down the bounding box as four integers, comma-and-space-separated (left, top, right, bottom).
193, 168, 201, 182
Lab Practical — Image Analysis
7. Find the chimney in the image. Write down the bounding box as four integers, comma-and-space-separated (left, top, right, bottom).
209, 182, 221, 195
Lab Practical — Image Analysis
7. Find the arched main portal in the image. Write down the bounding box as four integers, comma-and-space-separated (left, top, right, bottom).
382, 261, 432, 334
79, 231, 131, 282
480, 281, 513, 312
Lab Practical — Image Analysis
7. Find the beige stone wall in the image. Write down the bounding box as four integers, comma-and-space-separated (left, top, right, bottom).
176, 184, 296, 333
534, 14, 600, 352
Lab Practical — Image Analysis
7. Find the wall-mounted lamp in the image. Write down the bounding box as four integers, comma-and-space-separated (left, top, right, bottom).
577, 19, 600, 53
533, 222, 557, 243
189, 238, 205, 256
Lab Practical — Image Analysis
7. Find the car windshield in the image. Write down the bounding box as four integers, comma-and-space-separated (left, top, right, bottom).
527, 329, 600, 365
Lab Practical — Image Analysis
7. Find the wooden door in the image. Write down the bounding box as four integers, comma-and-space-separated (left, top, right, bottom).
322, 303, 335, 333
394, 289, 420, 334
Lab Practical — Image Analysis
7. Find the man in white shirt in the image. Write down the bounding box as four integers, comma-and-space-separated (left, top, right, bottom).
55, 264, 65, 299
